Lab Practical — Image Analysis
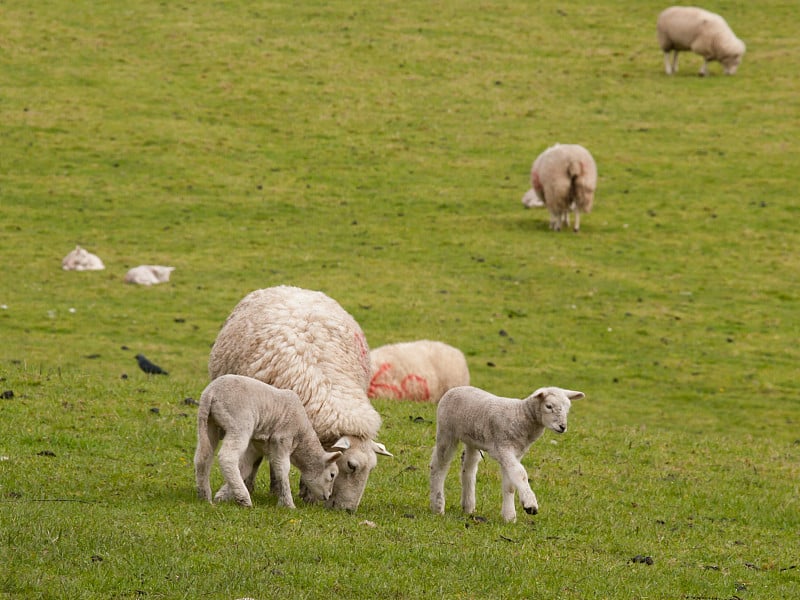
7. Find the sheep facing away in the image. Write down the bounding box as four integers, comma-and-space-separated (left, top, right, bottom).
124, 265, 175, 285
368, 340, 470, 403
521, 143, 597, 232
657, 6, 745, 76
194, 374, 343, 508
430, 385, 585, 522
208, 285, 392, 512
62, 246, 105, 271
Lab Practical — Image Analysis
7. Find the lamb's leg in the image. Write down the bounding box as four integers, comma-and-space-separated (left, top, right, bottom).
664, 51, 678, 75
194, 422, 219, 503
573, 209, 581, 233
239, 444, 262, 494
460, 446, 482, 514
430, 437, 458, 515
699, 58, 708, 77
496, 452, 538, 522
215, 436, 253, 507
267, 448, 295, 509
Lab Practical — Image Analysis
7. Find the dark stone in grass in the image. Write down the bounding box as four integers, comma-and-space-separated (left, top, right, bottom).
150, 407, 160, 414
1, 390, 14, 399
37, 450, 56, 457
91, 555, 103, 563
631, 555, 654, 565
121, 373, 128, 379
85, 354, 101, 359
486, 361, 495, 367
183, 397, 199, 406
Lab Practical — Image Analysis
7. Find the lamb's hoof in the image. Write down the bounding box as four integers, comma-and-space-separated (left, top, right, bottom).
524, 505, 538, 515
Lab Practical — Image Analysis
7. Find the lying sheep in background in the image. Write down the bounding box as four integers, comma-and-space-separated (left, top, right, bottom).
521, 143, 597, 232
194, 374, 343, 508
124, 265, 174, 285
368, 340, 470, 403
62, 246, 105, 271
657, 6, 745, 76
430, 385, 585, 522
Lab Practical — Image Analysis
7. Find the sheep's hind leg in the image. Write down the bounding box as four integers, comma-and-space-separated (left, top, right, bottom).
460, 446, 482, 514
698, 58, 709, 77
573, 209, 581, 233
215, 437, 253, 507
430, 439, 458, 515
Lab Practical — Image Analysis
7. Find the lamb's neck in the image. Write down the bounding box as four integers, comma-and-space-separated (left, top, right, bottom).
521, 397, 546, 443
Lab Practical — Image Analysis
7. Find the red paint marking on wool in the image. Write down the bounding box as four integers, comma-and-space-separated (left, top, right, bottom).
368, 362, 430, 401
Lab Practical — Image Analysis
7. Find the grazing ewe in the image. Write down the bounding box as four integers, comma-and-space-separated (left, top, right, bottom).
430, 385, 585, 522
208, 285, 392, 512
124, 265, 174, 285
657, 6, 745, 76
368, 340, 470, 403
521, 144, 597, 232
194, 374, 343, 508
62, 246, 105, 271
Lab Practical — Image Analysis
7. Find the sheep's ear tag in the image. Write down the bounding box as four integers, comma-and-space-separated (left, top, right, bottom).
329, 436, 351, 452
373, 441, 393, 457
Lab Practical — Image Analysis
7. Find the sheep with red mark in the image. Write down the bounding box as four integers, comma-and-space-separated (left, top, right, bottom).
368, 340, 470, 403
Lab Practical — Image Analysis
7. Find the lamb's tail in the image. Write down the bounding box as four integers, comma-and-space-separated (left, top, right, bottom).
194, 393, 217, 502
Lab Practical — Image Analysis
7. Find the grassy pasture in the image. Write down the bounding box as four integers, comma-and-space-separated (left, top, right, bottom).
1, 0, 798, 598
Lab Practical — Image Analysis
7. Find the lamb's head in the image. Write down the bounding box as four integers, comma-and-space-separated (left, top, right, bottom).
324, 436, 392, 512
530, 387, 585, 433
299, 451, 341, 503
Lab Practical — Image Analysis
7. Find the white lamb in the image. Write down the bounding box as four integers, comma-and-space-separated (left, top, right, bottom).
368, 340, 470, 403
62, 245, 105, 271
521, 143, 597, 232
430, 385, 585, 523
208, 285, 392, 512
657, 6, 745, 76
124, 265, 174, 285
194, 374, 343, 508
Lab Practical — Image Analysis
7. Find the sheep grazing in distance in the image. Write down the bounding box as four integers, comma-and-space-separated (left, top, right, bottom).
208, 285, 392, 512
430, 385, 585, 523
657, 6, 745, 76
194, 374, 343, 508
124, 265, 174, 285
521, 143, 597, 232
368, 340, 470, 403
62, 245, 105, 271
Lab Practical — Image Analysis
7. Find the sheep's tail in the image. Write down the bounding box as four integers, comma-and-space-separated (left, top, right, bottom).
567, 157, 596, 213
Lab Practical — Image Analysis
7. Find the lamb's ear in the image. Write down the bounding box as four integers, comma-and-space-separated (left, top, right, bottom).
564, 389, 585, 401
372, 441, 393, 457
325, 451, 342, 464
530, 388, 549, 400
329, 436, 351, 452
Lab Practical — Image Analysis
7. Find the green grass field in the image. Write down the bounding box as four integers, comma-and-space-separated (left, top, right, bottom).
1, 1, 798, 598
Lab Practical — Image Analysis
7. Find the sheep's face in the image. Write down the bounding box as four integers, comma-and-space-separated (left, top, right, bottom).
721, 54, 742, 75
324, 437, 392, 512
299, 452, 341, 503
532, 387, 586, 434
